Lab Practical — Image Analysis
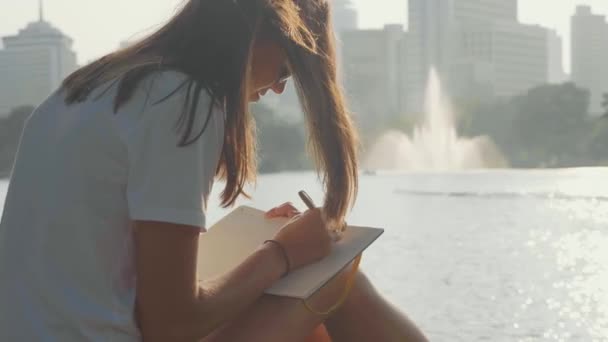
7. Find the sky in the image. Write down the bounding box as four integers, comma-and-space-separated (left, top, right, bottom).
1, 0, 608, 72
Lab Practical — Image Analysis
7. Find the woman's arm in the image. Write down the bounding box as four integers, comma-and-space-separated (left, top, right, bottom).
134, 221, 284, 342
134, 208, 331, 342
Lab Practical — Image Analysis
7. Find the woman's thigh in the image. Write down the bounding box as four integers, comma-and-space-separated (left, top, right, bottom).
203, 263, 357, 341
202, 295, 326, 342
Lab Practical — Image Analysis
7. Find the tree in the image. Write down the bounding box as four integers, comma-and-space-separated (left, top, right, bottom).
0, 105, 35, 175
585, 118, 608, 165
250, 103, 310, 173
458, 83, 592, 168
510, 83, 589, 167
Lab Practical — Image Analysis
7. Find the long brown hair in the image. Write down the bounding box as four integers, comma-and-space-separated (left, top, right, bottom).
62, 0, 358, 223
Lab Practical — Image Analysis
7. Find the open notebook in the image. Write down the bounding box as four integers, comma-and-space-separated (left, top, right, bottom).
197, 206, 384, 299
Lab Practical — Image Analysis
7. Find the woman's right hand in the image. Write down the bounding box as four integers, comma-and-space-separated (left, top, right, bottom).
272, 208, 333, 271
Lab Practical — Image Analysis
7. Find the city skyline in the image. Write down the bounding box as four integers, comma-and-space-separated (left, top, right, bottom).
1, 0, 608, 72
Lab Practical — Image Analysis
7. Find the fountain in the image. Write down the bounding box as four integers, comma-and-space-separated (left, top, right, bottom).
364, 69, 508, 171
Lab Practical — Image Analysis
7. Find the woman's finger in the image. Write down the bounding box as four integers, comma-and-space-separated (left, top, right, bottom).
265, 202, 301, 218
266, 204, 299, 218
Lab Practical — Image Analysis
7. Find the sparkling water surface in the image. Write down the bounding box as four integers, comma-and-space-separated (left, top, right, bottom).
2, 169, 607, 341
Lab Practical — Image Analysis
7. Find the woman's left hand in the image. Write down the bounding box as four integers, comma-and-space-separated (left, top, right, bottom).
265, 202, 301, 219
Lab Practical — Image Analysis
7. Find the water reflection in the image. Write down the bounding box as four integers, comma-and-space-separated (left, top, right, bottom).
3, 171, 607, 341
522, 199, 608, 340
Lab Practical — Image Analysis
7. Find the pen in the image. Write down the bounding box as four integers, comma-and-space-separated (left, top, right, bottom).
298, 190, 345, 241
298, 190, 316, 210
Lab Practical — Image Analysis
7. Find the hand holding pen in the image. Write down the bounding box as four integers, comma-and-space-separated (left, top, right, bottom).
298, 191, 345, 242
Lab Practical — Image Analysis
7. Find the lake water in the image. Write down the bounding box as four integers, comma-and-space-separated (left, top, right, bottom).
1, 169, 607, 341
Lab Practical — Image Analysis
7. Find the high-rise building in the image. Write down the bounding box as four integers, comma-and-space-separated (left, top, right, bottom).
546, 29, 567, 84
450, 22, 549, 98
341, 25, 408, 127
331, 0, 358, 85
452, 0, 518, 25
408, 0, 517, 110
0, 1, 78, 116
571, 5, 608, 115
489, 22, 549, 97
406, 0, 454, 111
406, 0, 553, 111
332, 0, 359, 34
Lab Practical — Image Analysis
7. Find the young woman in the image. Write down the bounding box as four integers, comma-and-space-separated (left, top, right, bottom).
0, 0, 428, 341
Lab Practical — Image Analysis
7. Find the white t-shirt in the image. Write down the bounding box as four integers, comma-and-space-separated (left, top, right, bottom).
0, 70, 225, 341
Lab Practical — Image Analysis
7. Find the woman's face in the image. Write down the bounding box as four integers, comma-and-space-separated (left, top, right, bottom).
248, 39, 291, 102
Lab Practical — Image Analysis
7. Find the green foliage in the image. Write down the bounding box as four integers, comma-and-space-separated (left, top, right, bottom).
459, 83, 608, 167
0, 106, 35, 176
3, 86, 607, 176
250, 103, 311, 173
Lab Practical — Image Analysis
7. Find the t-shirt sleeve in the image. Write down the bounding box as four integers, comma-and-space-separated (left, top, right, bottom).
120, 72, 224, 229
